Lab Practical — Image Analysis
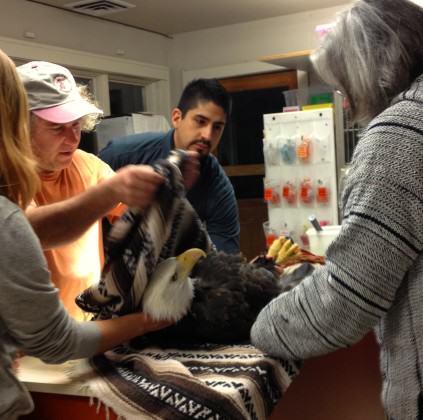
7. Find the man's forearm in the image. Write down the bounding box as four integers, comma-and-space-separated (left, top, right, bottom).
26, 182, 119, 249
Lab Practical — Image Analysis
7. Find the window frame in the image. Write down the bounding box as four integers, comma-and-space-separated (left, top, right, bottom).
4, 35, 170, 119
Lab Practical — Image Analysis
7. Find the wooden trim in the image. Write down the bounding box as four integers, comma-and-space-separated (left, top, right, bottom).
259, 50, 313, 72
182, 62, 281, 86
219, 70, 297, 92
260, 49, 313, 62
223, 164, 264, 177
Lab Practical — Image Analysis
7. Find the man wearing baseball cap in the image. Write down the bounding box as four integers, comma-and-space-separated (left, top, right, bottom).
17, 61, 167, 320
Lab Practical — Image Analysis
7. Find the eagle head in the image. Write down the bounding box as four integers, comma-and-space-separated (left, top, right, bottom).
141, 248, 206, 322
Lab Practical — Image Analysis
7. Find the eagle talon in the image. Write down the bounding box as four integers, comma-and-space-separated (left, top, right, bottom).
266, 235, 301, 265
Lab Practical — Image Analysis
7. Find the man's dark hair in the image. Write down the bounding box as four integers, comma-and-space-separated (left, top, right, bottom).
177, 78, 231, 118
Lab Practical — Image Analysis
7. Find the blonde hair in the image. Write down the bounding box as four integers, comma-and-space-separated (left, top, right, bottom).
0, 49, 39, 209
78, 84, 102, 131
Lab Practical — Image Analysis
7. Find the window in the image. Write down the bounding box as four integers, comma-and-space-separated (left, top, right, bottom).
219, 70, 297, 199
109, 81, 144, 117
74, 76, 94, 92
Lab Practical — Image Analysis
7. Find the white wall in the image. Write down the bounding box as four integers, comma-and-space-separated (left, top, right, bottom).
169, 3, 349, 105
0, 0, 349, 113
0, 0, 170, 65
0, 0, 172, 117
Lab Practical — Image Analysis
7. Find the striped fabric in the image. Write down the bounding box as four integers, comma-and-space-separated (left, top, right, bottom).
251, 74, 423, 419
76, 150, 213, 318
76, 344, 299, 420
73, 150, 298, 419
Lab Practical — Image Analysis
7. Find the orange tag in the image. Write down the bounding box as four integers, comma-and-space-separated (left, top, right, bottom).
282, 185, 291, 198
266, 233, 277, 247
317, 186, 329, 203
297, 137, 311, 162
300, 181, 313, 203
264, 188, 273, 201
282, 184, 296, 204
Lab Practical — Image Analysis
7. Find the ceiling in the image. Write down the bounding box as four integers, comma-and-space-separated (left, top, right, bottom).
26, 0, 347, 37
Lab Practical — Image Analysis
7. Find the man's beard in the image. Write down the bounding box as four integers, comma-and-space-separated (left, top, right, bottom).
190, 140, 211, 155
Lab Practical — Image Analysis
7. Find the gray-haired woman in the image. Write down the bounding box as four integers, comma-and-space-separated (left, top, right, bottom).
251, 1, 423, 418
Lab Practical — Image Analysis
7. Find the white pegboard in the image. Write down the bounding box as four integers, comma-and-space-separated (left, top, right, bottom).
263, 108, 338, 243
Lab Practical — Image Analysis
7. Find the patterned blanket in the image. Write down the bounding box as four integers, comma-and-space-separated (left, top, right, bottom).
74, 343, 300, 420
76, 150, 213, 318
73, 151, 299, 419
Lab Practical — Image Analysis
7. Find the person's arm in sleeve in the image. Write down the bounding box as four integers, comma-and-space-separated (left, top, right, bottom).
26, 163, 163, 250
1, 206, 170, 363
251, 119, 423, 359
204, 165, 240, 253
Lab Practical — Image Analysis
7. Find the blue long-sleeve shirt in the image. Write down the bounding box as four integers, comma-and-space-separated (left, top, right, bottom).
99, 130, 240, 254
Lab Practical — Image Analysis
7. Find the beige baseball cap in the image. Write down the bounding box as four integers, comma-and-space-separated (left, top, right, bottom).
17, 61, 102, 123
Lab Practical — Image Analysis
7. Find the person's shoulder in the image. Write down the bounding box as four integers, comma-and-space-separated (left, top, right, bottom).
203, 154, 229, 180
397, 74, 423, 107
370, 94, 423, 136
0, 196, 21, 223
0, 196, 39, 251
106, 131, 169, 151
99, 130, 172, 166
380, 76, 423, 122
73, 149, 103, 168
72, 149, 112, 178
354, 79, 423, 173
200, 155, 234, 195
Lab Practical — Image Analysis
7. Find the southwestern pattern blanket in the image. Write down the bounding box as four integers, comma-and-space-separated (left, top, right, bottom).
73, 151, 299, 419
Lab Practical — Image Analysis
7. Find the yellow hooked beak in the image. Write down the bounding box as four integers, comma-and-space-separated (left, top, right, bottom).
175, 248, 207, 280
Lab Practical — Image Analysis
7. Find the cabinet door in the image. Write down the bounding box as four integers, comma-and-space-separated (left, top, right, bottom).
238, 198, 268, 260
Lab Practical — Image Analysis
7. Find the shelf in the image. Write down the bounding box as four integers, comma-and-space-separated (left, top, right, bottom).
223, 164, 265, 177
259, 49, 313, 72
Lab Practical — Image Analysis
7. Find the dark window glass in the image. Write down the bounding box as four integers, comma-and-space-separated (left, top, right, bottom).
109, 81, 144, 117
218, 86, 289, 199
217, 86, 287, 166
229, 175, 265, 200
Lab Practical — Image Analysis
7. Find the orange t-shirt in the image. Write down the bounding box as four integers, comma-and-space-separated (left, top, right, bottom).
33, 150, 125, 320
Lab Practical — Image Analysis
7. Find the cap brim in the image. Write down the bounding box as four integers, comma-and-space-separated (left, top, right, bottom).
33, 99, 103, 124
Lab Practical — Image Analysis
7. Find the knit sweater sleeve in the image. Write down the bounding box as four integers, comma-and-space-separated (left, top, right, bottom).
0, 198, 101, 363
251, 99, 423, 359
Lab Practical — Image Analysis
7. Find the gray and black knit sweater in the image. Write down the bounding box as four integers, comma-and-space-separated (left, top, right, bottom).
251, 74, 423, 419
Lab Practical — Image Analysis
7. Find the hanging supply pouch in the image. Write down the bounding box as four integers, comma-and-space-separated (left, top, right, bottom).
263, 178, 281, 205
299, 177, 314, 204
316, 179, 330, 205
280, 138, 297, 165
263, 137, 281, 166
296, 135, 312, 163
281, 180, 297, 205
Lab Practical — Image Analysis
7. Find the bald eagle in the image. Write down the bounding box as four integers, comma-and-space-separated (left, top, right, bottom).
138, 249, 283, 346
